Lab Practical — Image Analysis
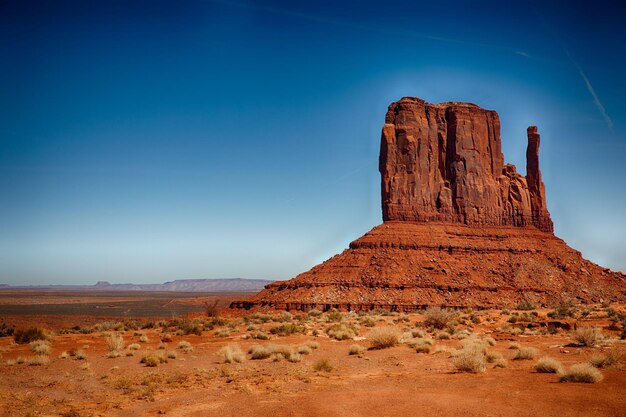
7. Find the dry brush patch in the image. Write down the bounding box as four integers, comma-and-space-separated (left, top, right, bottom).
572, 327, 604, 347
559, 363, 603, 383
218, 344, 245, 364
368, 327, 401, 350
535, 357, 564, 374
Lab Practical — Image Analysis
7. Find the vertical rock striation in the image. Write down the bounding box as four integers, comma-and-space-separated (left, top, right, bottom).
380, 97, 553, 232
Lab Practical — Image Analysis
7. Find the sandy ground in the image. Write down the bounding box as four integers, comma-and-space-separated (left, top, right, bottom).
1, 305, 625, 417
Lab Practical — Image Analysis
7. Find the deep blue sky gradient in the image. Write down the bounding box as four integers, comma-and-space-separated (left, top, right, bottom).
2, 0, 625, 285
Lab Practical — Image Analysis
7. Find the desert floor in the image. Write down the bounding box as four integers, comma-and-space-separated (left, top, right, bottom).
1, 297, 625, 417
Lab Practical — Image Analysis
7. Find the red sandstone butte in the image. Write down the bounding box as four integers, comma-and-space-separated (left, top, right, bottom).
231, 97, 626, 311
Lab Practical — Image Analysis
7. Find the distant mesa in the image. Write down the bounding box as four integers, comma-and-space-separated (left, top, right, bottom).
231, 97, 626, 311
3, 278, 273, 293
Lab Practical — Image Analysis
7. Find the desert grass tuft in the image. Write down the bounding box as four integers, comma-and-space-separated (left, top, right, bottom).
535, 356, 564, 373
589, 349, 621, 369
368, 327, 401, 350
349, 344, 367, 356
559, 363, 603, 383
513, 347, 539, 360
218, 344, 245, 364
452, 344, 486, 373
572, 327, 604, 347
313, 358, 333, 372
177, 341, 193, 353
30, 340, 51, 356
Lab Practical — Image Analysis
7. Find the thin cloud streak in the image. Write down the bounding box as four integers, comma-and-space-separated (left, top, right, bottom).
569, 57, 613, 130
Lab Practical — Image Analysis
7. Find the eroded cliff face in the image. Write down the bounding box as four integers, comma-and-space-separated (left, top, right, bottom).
230, 97, 625, 311
380, 97, 553, 232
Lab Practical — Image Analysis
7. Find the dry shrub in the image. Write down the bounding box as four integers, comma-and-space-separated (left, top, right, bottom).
349, 344, 367, 355
485, 351, 503, 363
141, 352, 167, 367
218, 345, 245, 364
128, 343, 140, 351
492, 357, 507, 368
368, 327, 401, 350
509, 342, 520, 350
139, 334, 149, 343
559, 363, 603, 383
424, 307, 457, 330
306, 341, 320, 350
313, 358, 333, 372
106, 333, 124, 351
535, 357, 564, 373
572, 327, 604, 347
178, 341, 193, 353
249, 344, 271, 360
74, 349, 87, 360
589, 349, 621, 368
297, 345, 313, 355
513, 347, 539, 360
327, 323, 358, 340
14, 327, 47, 344
452, 344, 486, 373
27, 355, 50, 366
166, 351, 177, 359
30, 340, 51, 356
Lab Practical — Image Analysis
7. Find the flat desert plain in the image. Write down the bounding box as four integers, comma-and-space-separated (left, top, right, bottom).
1, 297, 625, 417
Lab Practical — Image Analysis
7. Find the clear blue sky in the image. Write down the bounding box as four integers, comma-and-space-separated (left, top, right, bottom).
2, 0, 625, 285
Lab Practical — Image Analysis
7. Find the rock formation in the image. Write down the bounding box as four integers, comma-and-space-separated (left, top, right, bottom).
231, 97, 625, 311
380, 98, 552, 232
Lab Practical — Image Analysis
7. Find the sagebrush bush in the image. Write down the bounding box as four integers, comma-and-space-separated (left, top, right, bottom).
513, 347, 539, 360
30, 340, 51, 356
74, 349, 87, 360
27, 355, 50, 366
326, 323, 358, 340
218, 345, 245, 364
424, 307, 457, 330
178, 341, 193, 353
249, 344, 272, 359
452, 345, 486, 373
589, 349, 621, 368
14, 327, 47, 344
313, 358, 333, 372
535, 357, 564, 374
141, 352, 167, 367
297, 345, 313, 355
128, 343, 140, 351
572, 327, 604, 347
368, 327, 401, 350
269, 323, 305, 336
349, 344, 367, 355
485, 351, 503, 363
106, 333, 125, 354
559, 363, 603, 383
